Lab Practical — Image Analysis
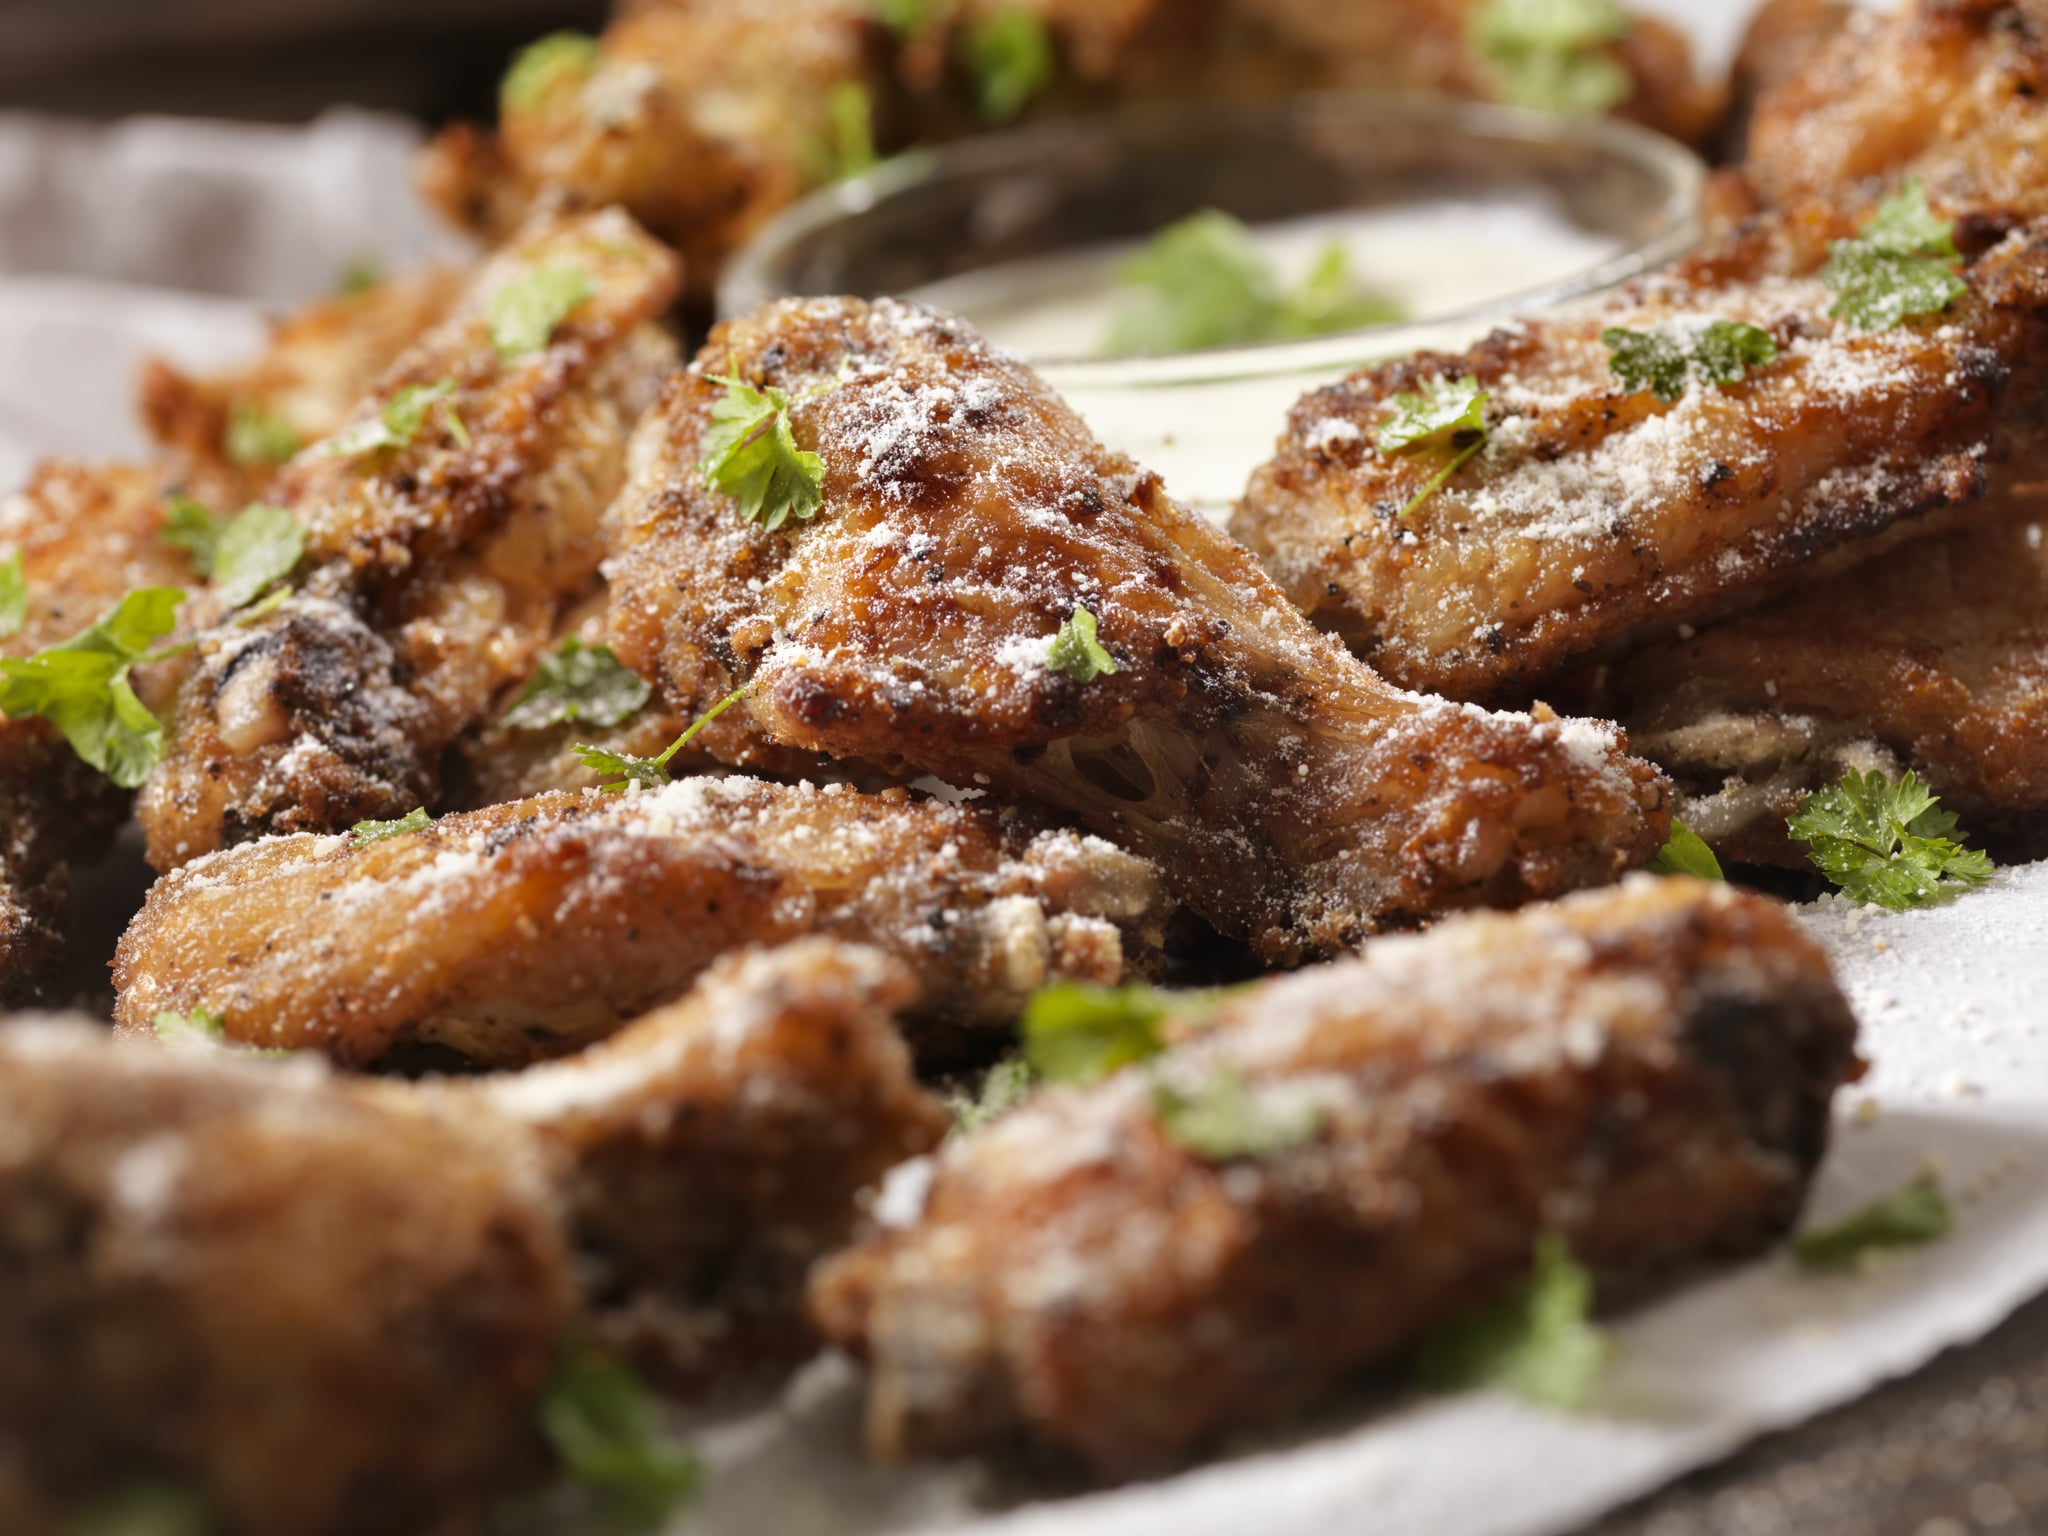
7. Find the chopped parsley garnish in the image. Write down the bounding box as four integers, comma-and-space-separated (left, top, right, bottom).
1821, 178, 1967, 331
1376, 375, 1489, 517
574, 682, 752, 793
324, 379, 469, 459
500, 1342, 698, 1535
224, 400, 300, 468
502, 31, 599, 113
1470, 0, 1631, 118
351, 806, 432, 845
950, 1056, 1037, 1134
163, 498, 305, 611
1152, 1070, 1324, 1161
1104, 209, 1404, 357
1418, 1233, 1608, 1409
1793, 1173, 1952, 1270
335, 256, 384, 297
0, 548, 22, 639
963, 8, 1055, 123
152, 1007, 227, 1048
699, 369, 826, 531
504, 638, 652, 732
490, 265, 596, 360
1044, 603, 1117, 683
64, 1482, 213, 1536
1021, 981, 1172, 1084
813, 81, 878, 181
0, 586, 185, 787
1603, 320, 1777, 404
1787, 768, 1993, 910
1645, 818, 1724, 881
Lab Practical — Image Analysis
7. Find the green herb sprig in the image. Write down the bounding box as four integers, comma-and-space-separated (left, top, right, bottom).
1794, 1173, 1952, 1270
1821, 179, 1967, 331
163, 498, 305, 611
1376, 375, 1490, 517
0, 587, 186, 786
1470, 0, 1631, 118
352, 806, 432, 845
950, 1056, 1036, 1135
1645, 818, 1724, 881
1603, 320, 1777, 404
1021, 981, 1173, 1084
699, 370, 827, 531
225, 400, 301, 469
1787, 768, 1993, 910
324, 379, 469, 459
491, 265, 596, 360
1045, 603, 1117, 683
502, 32, 599, 113
1152, 1070, 1324, 1161
963, 9, 1055, 123
503, 638, 652, 732
1419, 1233, 1609, 1409
0, 548, 23, 640
574, 682, 753, 793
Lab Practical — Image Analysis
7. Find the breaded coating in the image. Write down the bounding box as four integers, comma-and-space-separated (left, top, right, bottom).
1741, 0, 2048, 226
607, 298, 1669, 964
1720, 0, 1855, 161
114, 775, 1169, 1067
811, 878, 1862, 1478
468, 939, 948, 1383
0, 1017, 573, 1536
1563, 497, 2048, 867
1232, 210, 2048, 703
138, 210, 680, 871
136, 265, 466, 491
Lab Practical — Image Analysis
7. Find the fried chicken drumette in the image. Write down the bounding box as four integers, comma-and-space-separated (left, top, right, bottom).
604, 298, 1669, 965
813, 878, 1862, 1478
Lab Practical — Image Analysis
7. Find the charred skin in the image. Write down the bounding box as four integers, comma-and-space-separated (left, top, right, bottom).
605, 298, 1668, 964
1232, 209, 2048, 704
113, 775, 1170, 1068
1562, 495, 2048, 867
0, 1019, 573, 1536
139, 210, 681, 873
811, 878, 1863, 1479
465, 939, 949, 1386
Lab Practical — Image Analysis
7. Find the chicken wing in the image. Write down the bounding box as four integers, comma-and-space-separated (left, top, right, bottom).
1561, 495, 2048, 867
811, 877, 1862, 1478
604, 298, 1669, 965
1231, 209, 2048, 703
114, 774, 1168, 1067
138, 209, 680, 871
0, 1016, 574, 1536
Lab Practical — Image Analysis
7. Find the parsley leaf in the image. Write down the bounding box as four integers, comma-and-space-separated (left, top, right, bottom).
1152, 1070, 1324, 1160
1821, 178, 1966, 331
1646, 818, 1724, 880
574, 682, 752, 793
152, 1008, 227, 1048
1470, 0, 1631, 117
1105, 210, 1403, 357
1787, 768, 1994, 910
1794, 1174, 1952, 1270
64, 1482, 213, 1536
325, 379, 468, 459
504, 639, 651, 731
1045, 603, 1117, 683
813, 81, 878, 181
1603, 321, 1776, 405
1022, 981, 1172, 1083
162, 495, 227, 571
508, 1342, 698, 1535
491, 265, 596, 360
1376, 375, 1489, 516
1691, 320, 1781, 385
1418, 1233, 1609, 1408
0, 586, 184, 787
502, 32, 599, 113
163, 498, 304, 609
950, 1056, 1037, 1134
352, 806, 432, 845
225, 400, 301, 468
963, 9, 1055, 123
0, 548, 23, 640
698, 370, 826, 531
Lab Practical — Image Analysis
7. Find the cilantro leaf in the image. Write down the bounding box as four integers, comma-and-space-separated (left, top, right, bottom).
500, 1342, 697, 1536
225, 400, 301, 468
1044, 603, 1117, 683
64, 1482, 213, 1536
1822, 178, 1966, 331
0, 548, 22, 640
1105, 211, 1404, 357
950, 1056, 1036, 1135
1691, 320, 1780, 385
811, 81, 878, 181
502, 32, 599, 113
1152, 1070, 1324, 1160
324, 379, 468, 459
1603, 321, 1777, 404
1418, 1233, 1608, 1408
1645, 818, 1724, 881
0, 586, 184, 787
963, 9, 1055, 124
1787, 768, 1993, 909
1470, 0, 1631, 118
352, 806, 432, 845
574, 682, 752, 793
1021, 981, 1172, 1084
1376, 375, 1489, 516
162, 495, 228, 572
698, 371, 826, 531
504, 639, 652, 731
1794, 1174, 1952, 1270
491, 265, 596, 360
152, 1008, 227, 1048
211, 504, 304, 610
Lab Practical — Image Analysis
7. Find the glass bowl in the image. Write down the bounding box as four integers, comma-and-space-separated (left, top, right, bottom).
719, 93, 1704, 515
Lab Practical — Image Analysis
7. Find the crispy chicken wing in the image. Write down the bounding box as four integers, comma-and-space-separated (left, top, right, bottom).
1719, 0, 1855, 162
114, 775, 1168, 1067
1563, 496, 2048, 867
605, 298, 1669, 964
812, 877, 1862, 1478
138, 210, 680, 871
0, 1017, 574, 1536
1232, 210, 2048, 703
